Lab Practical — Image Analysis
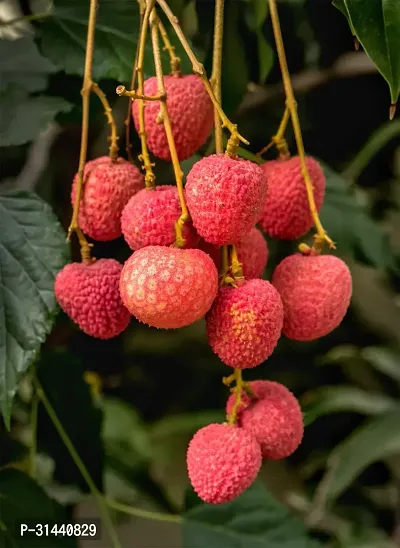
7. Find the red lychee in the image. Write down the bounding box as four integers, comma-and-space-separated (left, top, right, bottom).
119, 246, 218, 329
259, 156, 325, 240
186, 423, 261, 504
121, 185, 199, 251
185, 154, 267, 245
71, 156, 144, 241
272, 253, 352, 341
199, 227, 268, 279
55, 259, 130, 339
132, 75, 213, 162
206, 279, 283, 369
226, 380, 304, 460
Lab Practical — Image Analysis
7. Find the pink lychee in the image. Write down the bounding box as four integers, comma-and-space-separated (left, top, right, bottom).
206, 279, 284, 369
185, 154, 267, 245
132, 75, 214, 162
71, 156, 144, 241
186, 423, 262, 504
121, 185, 199, 251
226, 380, 304, 460
119, 246, 218, 329
55, 259, 130, 339
199, 227, 268, 279
272, 253, 352, 341
259, 156, 325, 240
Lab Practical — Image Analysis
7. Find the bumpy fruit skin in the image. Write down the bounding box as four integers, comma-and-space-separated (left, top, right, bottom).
71, 156, 144, 241
186, 154, 267, 245
226, 381, 304, 460
259, 156, 325, 240
132, 75, 213, 162
55, 259, 130, 339
121, 185, 199, 250
199, 227, 268, 279
206, 279, 283, 369
186, 423, 262, 504
272, 253, 352, 341
120, 246, 218, 329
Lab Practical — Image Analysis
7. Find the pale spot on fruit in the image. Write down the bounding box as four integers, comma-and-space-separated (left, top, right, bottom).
136, 288, 145, 301
148, 278, 157, 290
137, 274, 146, 286
147, 293, 157, 304
140, 258, 149, 267
147, 264, 157, 275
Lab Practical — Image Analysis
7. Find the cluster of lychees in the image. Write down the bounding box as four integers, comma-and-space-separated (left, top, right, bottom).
55, 72, 352, 505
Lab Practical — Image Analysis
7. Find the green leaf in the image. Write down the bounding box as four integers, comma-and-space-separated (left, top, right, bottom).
0, 192, 69, 428
302, 386, 396, 426
149, 410, 225, 440
183, 481, 322, 548
0, 94, 72, 147
256, 30, 274, 83
0, 468, 77, 547
321, 405, 400, 502
0, 38, 57, 94
37, 349, 104, 492
320, 163, 395, 268
361, 346, 400, 382
245, 0, 269, 31
38, 0, 194, 82
333, 0, 400, 104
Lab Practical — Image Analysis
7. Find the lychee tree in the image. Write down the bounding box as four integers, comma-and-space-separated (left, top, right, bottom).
0, 1, 400, 547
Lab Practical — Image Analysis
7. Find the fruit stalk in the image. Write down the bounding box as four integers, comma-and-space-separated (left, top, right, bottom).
150, 9, 189, 247
155, 0, 249, 154
67, 0, 98, 262
211, 0, 225, 155
158, 18, 181, 75
136, 0, 156, 189
91, 82, 119, 160
268, 0, 335, 251
227, 369, 244, 425
258, 106, 290, 158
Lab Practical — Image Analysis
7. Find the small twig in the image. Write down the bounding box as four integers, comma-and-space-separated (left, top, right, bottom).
91, 82, 119, 160
257, 106, 290, 158
158, 18, 180, 75
105, 499, 182, 524
150, 9, 189, 247
211, 0, 225, 154
155, 0, 249, 155
268, 0, 335, 252
228, 369, 245, 424
230, 244, 243, 280
116, 86, 165, 102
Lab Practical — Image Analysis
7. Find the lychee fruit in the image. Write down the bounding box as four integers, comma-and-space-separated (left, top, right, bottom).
55, 259, 130, 339
71, 156, 144, 241
132, 75, 214, 162
199, 227, 268, 279
119, 246, 218, 329
185, 154, 267, 245
259, 156, 325, 240
206, 279, 284, 369
121, 185, 199, 251
272, 253, 352, 341
186, 423, 261, 504
226, 380, 304, 460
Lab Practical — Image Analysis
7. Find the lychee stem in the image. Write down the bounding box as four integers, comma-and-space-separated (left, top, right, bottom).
158, 18, 181, 75
268, 0, 335, 252
135, 0, 156, 189
257, 106, 290, 159
228, 369, 245, 425
150, 9, 189, 248
230, 244, 244, 280
91, 82, 119, 160
155, 0, 249, 154
124, 7, 143, 163
67, 0, 98, 261
211, 0, 225, 155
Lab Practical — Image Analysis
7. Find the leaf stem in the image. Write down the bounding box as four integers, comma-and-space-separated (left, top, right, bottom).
342, 118, 400, 180
105, 498, 182, 524
135, 0, 156, 189
35, 379, 122, 548
158, 19, 181, 75
67, 0, 98, 262
155, 0, 249, 153
268, 0, 335, 252
211, 0, 225, 154
91, 82, 119, 160
29, 387, 38, 478
150, 9, 189, 247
